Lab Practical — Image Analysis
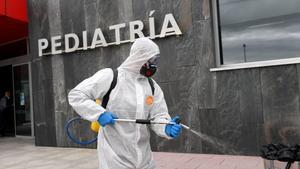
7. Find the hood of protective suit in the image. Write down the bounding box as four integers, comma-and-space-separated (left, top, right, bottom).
118, 38, 160, 74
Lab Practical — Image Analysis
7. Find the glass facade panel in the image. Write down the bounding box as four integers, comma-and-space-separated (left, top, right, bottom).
218, 0, 300, 64
13, 64, 31, 136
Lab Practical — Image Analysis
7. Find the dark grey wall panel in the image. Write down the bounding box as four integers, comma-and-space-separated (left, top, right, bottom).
32, 58, 57, 146
216, 70, 242, 154
150, 66, 199, 153
238, 69, 263, 124
261, 65, 300, 145
28, 0, 57, 146
238, 123, 263, 155
237, 69, 264, 155
198, 108, 220, 153
154, 39, 181, 83
192, 0, 211, 21
297, 65, 300, 114
174, 0, 195, 68
261, 66, 299, 121
212, 69, 264, 155
194, 20, 217, 109
60, 0, 85, 35
27, 0, 51, 59
47, 0, 70, 147
83, 1, 100, 34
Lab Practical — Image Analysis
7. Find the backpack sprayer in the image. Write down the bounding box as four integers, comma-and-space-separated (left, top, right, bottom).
65, 117, 191, 145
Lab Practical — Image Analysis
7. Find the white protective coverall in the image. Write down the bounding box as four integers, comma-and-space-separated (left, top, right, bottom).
68, 38, 171, 169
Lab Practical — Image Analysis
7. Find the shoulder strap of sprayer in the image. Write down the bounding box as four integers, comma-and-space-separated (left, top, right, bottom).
148, 78, 155, 95
101, 69, 118, 109
101, 69, 155, 108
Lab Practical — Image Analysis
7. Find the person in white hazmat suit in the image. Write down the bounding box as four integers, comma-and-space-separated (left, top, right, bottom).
68, 37, 182, 169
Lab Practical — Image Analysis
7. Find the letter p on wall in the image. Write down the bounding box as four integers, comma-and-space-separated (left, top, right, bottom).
38, 39, 49, 57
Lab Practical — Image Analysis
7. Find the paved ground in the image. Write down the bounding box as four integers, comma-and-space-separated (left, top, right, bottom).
0, 137, 296, 169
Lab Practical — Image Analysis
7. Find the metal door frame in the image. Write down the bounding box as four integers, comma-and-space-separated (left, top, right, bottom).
12, 62, 34, 137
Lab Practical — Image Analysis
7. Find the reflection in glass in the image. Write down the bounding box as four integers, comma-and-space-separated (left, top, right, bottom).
219, 0, 300, 64
13, 64, 31, 136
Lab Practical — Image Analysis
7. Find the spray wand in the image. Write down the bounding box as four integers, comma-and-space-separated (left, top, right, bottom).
66, 117, 192, 145
115, 118, 191, 130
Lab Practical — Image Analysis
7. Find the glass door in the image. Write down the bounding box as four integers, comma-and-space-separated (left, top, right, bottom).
13, 63, 32, 136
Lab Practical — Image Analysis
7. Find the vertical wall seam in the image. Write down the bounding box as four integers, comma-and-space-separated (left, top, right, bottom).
259, 68, 264, 124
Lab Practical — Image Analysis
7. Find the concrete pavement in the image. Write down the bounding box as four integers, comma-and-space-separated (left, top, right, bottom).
0, 137, 296, 169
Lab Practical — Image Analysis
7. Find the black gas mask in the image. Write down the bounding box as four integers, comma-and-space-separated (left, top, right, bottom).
140, 55, 159, 77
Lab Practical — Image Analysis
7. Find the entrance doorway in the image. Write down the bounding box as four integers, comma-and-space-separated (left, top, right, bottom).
0, 65, 14, 136
0, 63, 33, 137
13, 63, 33, 136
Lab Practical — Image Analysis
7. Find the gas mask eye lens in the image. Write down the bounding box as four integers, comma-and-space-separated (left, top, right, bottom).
148, 55, 159, 65
149, 64, 157, 68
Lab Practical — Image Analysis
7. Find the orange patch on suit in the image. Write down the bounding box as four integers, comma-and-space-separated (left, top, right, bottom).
145, 96, 154, 105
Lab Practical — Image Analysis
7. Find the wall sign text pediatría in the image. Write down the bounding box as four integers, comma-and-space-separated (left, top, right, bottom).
38, 12, 182, 57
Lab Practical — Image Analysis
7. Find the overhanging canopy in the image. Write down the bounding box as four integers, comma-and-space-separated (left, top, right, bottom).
0, 0, 28, 45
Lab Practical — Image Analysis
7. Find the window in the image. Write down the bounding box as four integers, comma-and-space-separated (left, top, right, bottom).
217, 0, 300, 65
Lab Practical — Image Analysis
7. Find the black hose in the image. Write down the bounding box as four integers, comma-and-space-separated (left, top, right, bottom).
65, 117, 97, 145
285, 161, 292, 169
135, 119, 151, 124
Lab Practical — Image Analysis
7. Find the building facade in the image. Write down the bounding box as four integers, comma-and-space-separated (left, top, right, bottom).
1, 0, 299, 156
